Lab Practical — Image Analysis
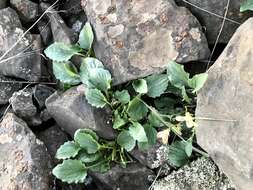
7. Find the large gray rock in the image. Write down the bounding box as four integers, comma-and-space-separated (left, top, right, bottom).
196, 18, 253, 190
90, 163, 154, 190
0, 113, 52, 189
0, 0, 7, 9
84, 0, 210, 84
175, 0, 253, 44
153, 157, 234, 190
46, 85, 116, 139
0, 8, 42, 81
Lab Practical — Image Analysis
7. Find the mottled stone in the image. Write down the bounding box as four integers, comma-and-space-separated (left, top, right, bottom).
33, 84, 55, 109
45, 85, 116, 139
37, 19, 53, 45
0, 8, 42, 81
196, 18, 253, 190
0, 113, 52, 189
84, 0, 210, 84
154, 157, 235, 190
175, 0, 253, 44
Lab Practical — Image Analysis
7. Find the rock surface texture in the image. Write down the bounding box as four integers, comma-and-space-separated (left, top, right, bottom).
84, 0, 210, 84
196, 18, 253, 190
0, 0, 7, 9
175, 0, 253, 44
46, 85, 116, 139
0, 113, 52, 190
154, 157, 234, 190
0, 8, 41, 81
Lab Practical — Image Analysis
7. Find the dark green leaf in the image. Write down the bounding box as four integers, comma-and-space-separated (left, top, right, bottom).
146, 74, 169, 98
127, 97, 148, 121
89, 160, 110, 173
129, 122, 148, 143
132, 79, 148, 94
78, 22, 94, 50
148, 112, 162, 128
185, 141, 193, 157
188, 73, 208, 93
240, 0, 253, 12
117, 130, 136, 151
114, 90, 130, 104
56, 141, 81, 159
44, 43, 81, 61
77, 150, 102, 163
85, 88, 108, 108
88, 68, 112, 92
168, 141, 189, 167
154, 97, 178, 114
52, 160, 87, 184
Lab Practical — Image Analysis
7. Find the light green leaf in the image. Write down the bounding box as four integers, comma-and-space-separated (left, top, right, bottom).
74, 130, 100, 154
127, 97, 148, 121
181, 86, 191, 103
132, 79, 148, 94
129, 122, 148, 143
52, 160, 87, 184
78, 22, 94, 50
77, 150, 102, 163
240, 0, 253, 12
88, 68, 112, 92
146, 74, 169, 98
167, 61, 189, 89
44, 43, 81, 61
53, 61, 81, 85
114, 90, 130, 104
85, 88, 108, 108
56, 141, 81, 160
75, 129, 99, 141
113, 111, 128, 129
117, 130, 136, 151
148, 112, 162, 128
168, 141, 189, 167
185, 141, 193, 157
188, 73, 208, 93
138, 124, 157, 150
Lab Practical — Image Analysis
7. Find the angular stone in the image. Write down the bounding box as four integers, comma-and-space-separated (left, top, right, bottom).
0, 0, 7, 9
84, 0, 210, 84
10, 0, 39, 23
196, 18, 253, 190
175, 0, 253, 44
153, 157, 235, 190
0, 113, 52, 189
0, 8, 42, 81
45, 85, 116, 139
33, 84, 55, 109
37, 19, 53, 45
0, 75, 22, 105
90, 163, 154, 190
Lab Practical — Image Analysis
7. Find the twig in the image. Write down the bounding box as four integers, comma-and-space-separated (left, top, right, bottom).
196, 117, 237, 122
148, 166, 163, 190
0, 81, 57, 85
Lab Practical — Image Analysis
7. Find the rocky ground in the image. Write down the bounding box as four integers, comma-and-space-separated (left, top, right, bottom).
0, 0, 252, 190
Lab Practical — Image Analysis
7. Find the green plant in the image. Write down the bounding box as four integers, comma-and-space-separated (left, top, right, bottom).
45, 23, 208, 184
240, 0, 253, 12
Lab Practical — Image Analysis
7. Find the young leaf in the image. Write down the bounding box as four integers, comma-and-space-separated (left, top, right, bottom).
167, 61, 189, 89
168, 141, 189, 167
52, 160, 87, 184
113, 111, 128, 129
75, 129, 99, 141
74, 131, 100, 154
77, 150, 102, 163
85, 88, 108, 108
157, 129, 170, 145
56, 141, 81, 160
44, 43, 81, 62
117, 130, 136, 151
129, 122, 148, 143
188, 73, 208, 93
127, 97, 148, 121
114, 90, 130, 104
181, 86, 191, 103
132, 79, 148, 94
185, 141, 193, 157
78, 22, 94, 50
53, 62, 81, 85
240, 0, 253, 12
88, 68, 112, 92
146, 74, 169, 98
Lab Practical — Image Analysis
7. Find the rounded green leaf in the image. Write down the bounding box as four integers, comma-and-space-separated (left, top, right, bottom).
127, 97, 148, 121
78, 22, 94, 50
75, 129, 99, 141
44, 43, 81, 62
52, 160, 87, 184
56, 141, 81, 160
129, 122, 148, 143
240, 0, 253, 12
168, 141, 189, 167
85, 88, 108, 108
117, 130, 136, 151
188, 73, 208, 93
132, 79, 148, 94
88, 68, 112, 92
146, 74, 169, 98
77, 150, 102, 163
114, 90, 130, 104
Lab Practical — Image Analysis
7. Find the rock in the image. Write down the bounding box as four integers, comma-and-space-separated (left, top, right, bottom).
10, 0, 39, 23
0, 76, 22, 105
153, 157, 235, 190
37, 19, 53, 45
40, 109, 52, 122
34, 84, 55, 109
0, 113, 52, 189
0, 8, 42, 81
131, 144, 169, 169
175, 0, 253, 44
83, 0, 210, 84
0, 0, 7, 9
40, 3, 77, 44
196, 18, 253, 190
90, 163, 154, 190
46, 85, 116, 139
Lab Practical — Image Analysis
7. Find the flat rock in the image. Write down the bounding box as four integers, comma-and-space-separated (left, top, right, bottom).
45, 85, 116, 139
84, 0, 210, 84
0, 113, 52, 189
0, 8, 42, 81
196, 18, 253, 190
175, 0, 253, 44
153, 157, 235, 190
33, 84, 55, 109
